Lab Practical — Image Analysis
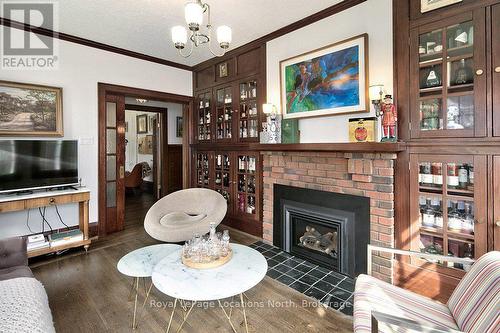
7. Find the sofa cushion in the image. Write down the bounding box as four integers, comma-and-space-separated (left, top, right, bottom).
447, 251, 500, 333
0, 277, 55, 333
0, 266, 34, 281
354, 274, 459, 333
0, 237, 28, 269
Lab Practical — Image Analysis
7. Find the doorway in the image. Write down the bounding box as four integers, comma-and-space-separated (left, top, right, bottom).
98, 83, 192, 236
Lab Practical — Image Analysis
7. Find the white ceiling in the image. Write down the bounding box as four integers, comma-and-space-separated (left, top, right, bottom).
56, 0, 343, 67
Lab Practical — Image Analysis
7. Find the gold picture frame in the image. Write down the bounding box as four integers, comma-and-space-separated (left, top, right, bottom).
0, 80, 63, 136
421, 0, 462, 13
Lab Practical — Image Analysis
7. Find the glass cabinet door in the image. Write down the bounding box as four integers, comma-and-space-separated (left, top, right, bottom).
197, 91, 212, 142
238, 80, 259, 141
194, 152, 212, 189
215, 86, 233, 141
214, 152, 233, 215
236, 154, 259, 219
411, 155, 487, 271
411, 11, 486, 138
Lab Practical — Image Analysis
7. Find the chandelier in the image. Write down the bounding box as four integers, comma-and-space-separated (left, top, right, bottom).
171, 1, 232, 58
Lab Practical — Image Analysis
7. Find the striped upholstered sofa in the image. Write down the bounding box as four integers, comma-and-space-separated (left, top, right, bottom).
353, 247, 499, 333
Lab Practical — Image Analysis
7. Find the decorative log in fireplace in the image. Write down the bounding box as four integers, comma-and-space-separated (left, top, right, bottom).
299, 226, 338, 258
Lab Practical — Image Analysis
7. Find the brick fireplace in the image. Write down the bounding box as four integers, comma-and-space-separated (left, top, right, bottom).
262, 151, 396, 283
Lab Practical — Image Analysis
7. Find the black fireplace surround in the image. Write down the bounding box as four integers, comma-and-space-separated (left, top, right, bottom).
273, 185, 370, 277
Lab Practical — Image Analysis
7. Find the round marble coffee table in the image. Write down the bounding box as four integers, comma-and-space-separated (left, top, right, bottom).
152, 243, 267, 333
117, 244, 181, 329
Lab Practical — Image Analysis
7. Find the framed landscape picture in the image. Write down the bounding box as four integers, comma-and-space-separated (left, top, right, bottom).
280, 34, 368, 119
0, 81, 63, 136
421, 0, 462, 13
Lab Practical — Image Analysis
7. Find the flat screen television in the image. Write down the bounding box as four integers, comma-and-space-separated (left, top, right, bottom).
0, 140, 78, 193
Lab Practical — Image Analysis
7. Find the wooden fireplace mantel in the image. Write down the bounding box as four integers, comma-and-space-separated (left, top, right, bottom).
191, 142, 407, 153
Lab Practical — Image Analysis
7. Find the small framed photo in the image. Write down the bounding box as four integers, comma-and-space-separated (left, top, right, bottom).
421, 0, 462, 13
176, 116, 183, 137
219, 62, 228, 78
136, 114, 148, 134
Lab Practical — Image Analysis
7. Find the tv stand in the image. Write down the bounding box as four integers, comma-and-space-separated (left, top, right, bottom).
0, 188, 91, 258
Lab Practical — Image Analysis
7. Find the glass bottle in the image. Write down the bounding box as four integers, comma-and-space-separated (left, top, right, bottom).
432, 198, 443, 228
453, 59, 473, 86
421, 162, 433, 186
458, 164, 468, 189
448, 202, 463, 231
221, 230, 230, 256
467, 165, 474, 191
463, 202, 474, 234
422, 199, 435, 227
419, 196, 427, 223
447, 164, 459, 189
432, 163, 443, 188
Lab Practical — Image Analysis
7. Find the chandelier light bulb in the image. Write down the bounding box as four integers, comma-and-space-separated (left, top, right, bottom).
185, 2, 203, 31
216, 25, 232, 49
172, 26, 188, 49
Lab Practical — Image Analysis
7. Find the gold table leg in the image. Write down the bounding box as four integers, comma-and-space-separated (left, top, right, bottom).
166, 298, 178, 333
218, 300, 237, 333
176, 301, 196, 333
132, 277, 139, 329
240, 293, 249, 333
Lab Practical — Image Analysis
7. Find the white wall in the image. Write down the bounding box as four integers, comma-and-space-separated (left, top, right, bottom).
266, 0, 393, 143
0, 27, 192, 238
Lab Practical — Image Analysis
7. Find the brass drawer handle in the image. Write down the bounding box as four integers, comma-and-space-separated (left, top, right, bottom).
49, 198, 56, 205
476, 69, 484, 76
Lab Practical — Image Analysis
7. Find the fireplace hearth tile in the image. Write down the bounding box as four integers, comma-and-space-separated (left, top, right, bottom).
266, 269, 282, 279
250, 240, 354, 316
304, 287, 329, 301
267, 258, 280, 268
276, 274, 295, 286
289, 281, 310, 293
328, 287, 352, 301
337, 278, 355, 292
312, 279, 336, 294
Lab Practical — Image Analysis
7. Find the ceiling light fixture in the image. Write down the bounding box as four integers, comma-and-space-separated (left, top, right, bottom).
171, 0, 232, 58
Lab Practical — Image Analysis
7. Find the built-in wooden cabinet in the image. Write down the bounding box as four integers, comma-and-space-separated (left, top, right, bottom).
192, 150, 262, 236
237, 79, 260, 142
492, 4, 500, 136
410, 9, 486, 138
410, 154, 487, 270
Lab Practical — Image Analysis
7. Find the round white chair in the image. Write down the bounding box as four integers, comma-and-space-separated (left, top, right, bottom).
144, 188, 227, 243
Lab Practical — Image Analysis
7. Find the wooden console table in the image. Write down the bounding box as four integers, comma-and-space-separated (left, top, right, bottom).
0, 188, 91, 258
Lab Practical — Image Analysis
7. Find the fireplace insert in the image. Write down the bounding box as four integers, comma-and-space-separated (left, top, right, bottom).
274, 184, 369, 277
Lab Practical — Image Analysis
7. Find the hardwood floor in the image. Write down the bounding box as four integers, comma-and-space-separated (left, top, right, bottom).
124, 191, 156, 228
30, 225, 353, 332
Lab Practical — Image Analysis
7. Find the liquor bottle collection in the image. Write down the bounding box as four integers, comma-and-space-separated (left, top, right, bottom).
216, 91, 233, 139
419, 162, 473, 191
198, 99, 211, 140
419, 196, 475, 234
237, 155, 256, 214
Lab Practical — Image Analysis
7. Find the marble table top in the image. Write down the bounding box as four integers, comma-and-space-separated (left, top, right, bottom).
117, 244, 181, 278
152, 244, 268, 301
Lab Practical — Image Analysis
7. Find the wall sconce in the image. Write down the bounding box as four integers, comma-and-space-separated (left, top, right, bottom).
369, 84, 384, 116
262, 103, 281, 144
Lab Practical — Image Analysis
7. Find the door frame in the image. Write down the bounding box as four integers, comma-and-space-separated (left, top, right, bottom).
98, 82, 193, 237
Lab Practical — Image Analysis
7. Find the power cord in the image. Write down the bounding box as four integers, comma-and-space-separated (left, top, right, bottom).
54, 205, 70, 229
38, 207, 53, 233
26, 208, 34, 233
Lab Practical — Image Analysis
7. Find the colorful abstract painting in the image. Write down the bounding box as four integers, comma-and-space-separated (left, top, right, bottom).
280, 35, 368, 119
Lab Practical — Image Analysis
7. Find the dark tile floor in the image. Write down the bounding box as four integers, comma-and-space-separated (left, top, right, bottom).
250, 241, 354, 316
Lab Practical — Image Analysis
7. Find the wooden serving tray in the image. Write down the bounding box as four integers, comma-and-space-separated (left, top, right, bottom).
181, 249, 233, 269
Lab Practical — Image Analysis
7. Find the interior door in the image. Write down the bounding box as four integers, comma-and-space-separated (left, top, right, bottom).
493, 4, 500, 136
104, 94, 125, 234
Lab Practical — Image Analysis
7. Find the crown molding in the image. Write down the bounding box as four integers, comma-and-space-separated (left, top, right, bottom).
0, 17, 193, 71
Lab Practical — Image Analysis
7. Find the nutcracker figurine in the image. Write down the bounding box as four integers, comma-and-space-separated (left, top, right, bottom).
378, 94, 397, 142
